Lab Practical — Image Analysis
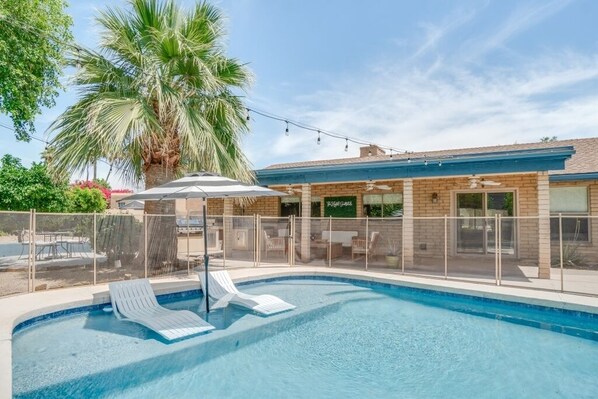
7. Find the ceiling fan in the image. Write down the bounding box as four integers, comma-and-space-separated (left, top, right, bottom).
285, 185, 302, 195
468, 176, 501, 189
365, 181, 392, 191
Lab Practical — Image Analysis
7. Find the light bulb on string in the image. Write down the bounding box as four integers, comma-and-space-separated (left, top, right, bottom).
438, 161, 442, 167
424, 160, 428, 166
243, 106, 417, 157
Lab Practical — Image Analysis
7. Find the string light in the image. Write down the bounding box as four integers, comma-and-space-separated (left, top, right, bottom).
407, 157, 411, 163
246, 108, 408, 157
424, 160, 428, 166
0, 16, 446, 169
368, 147, 372, 157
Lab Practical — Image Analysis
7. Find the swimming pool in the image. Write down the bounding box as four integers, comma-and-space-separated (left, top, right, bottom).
12, 277, 598, 398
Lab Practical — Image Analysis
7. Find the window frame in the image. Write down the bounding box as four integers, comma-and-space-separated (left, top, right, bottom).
280, 196, 322, 217
280, 196, 300, 217
363, 193, 403, 217
549, 186, 590, 243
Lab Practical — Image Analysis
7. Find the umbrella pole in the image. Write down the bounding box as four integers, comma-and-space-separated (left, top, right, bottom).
203, 203, 210, 313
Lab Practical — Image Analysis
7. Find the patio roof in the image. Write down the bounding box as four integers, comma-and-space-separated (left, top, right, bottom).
256, 146, 575, 186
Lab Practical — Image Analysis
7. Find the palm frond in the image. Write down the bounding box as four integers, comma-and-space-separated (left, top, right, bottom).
48, 0, 253, 189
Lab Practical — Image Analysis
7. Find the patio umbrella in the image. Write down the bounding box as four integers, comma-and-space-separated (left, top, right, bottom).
121, 171, 286, 312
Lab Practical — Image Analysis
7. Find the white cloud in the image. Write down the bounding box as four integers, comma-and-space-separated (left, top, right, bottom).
411, 7, 478, 60
244, 0, 595, 169
250, 53, 598, 167
463, 0, 573, 61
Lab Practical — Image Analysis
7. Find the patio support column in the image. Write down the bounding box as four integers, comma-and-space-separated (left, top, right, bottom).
223, 198, 234, 258
301, 184, 311, 261
403, 179, 414, 267
537, 172, 551, 279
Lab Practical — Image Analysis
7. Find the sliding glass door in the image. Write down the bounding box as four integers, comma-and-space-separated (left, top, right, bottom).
456, 192, 515, 255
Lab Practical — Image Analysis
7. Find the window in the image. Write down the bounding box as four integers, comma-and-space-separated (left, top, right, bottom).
363, 193, 403, 217
280, 196, 322, 217
311, 196, 322, 217
281, 196, 300, 217
549, 187, 589, 241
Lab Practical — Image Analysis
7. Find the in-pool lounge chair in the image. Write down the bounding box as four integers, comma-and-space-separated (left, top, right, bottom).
199, 270, 296, 315
109, 279, 214, 341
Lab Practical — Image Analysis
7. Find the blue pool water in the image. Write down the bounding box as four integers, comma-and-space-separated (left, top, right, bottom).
12, 278, 598, 398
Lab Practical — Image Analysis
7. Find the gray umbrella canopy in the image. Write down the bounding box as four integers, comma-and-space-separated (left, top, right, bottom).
120, 171, 286, 314
121, 171, 285, 201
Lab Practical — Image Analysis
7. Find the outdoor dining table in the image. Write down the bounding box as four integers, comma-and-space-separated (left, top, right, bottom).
35, 232, 78, 259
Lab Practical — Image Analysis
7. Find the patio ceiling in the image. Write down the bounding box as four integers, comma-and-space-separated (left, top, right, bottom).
256, 146, 575, 186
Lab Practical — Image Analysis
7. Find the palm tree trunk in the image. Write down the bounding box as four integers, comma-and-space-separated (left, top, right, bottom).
144, 164, 179, 276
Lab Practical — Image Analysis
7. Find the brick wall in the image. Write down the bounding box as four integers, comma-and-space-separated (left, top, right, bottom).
207, 197, 279, 217
412, 173, 540, 260
209, 180, 405, 218
206, 198, 224, 215
205, 173, 556, 264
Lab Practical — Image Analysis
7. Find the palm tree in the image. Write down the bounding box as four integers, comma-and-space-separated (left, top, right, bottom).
48, 0, 253, 214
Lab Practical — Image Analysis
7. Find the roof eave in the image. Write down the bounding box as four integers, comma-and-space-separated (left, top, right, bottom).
256, 146, 575, 186
549, 172, 598, 182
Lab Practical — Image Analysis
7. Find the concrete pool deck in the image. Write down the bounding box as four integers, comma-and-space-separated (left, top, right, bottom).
2, 266, 598, 399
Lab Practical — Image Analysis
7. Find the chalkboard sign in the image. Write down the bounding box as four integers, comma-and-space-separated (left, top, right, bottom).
324, 196, 357, 217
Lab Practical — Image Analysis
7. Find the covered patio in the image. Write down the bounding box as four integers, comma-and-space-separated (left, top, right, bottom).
208, 145, 575, 281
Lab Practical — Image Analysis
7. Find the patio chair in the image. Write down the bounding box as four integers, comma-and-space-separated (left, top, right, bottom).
199, 270, 295, 315
351, 231, 380, 261
109, 279, 214, 341
263, 230, 286, 259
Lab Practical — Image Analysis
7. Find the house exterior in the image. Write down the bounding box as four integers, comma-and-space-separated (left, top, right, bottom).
207, 138, 598, 279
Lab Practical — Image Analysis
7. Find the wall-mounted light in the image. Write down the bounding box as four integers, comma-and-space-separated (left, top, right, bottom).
431, 192, 439, 204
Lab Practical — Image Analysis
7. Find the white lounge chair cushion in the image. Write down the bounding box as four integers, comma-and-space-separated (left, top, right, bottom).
199, 270, 295, 315
232, 292, 297, 315
109, 279, 214, 341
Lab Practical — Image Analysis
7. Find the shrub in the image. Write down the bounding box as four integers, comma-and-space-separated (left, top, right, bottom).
65, 187, 107, 213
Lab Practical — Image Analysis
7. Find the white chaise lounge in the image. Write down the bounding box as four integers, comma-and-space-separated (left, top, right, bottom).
109, 279, 214, 341
199, 270, 296, 315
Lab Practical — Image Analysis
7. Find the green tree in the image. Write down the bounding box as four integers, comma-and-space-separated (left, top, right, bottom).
48, 0, 254, 215
0, 154, 68, 212
0, 0, 73, 141
66, 187, 107, 213
540, 136, 558, 142
92, 178, 111, 190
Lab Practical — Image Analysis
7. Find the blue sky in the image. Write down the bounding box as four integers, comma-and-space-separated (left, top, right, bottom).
2, 0, 598, 188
